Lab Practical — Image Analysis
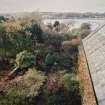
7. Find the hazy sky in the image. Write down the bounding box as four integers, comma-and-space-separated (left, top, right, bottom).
0, 0, 105, 13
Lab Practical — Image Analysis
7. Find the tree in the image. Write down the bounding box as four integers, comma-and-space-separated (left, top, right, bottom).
26, 24, 44, 43
0, 23, 10, 60
15, 50, 35, 69
53, 21, 60, 32
80, 23, 91, 38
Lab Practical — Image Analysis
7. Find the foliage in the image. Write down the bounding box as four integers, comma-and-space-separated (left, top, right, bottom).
45, 52, 59, 65
59, 56, 74, 70
0, 94, 28, 105
80, 23, 91, 38
63, 73, 78, 92
0, 21, 35, 62
47, 94, 66, 105
15, 50, 35, 69
26, 23, 44, 43
0, 16, 7, 23
80, 28, 91, 39
80, 23, 91, 30
0, 23, 12, 61
46, 22, 70, 33
0, 68, 46, 105
9, 68, 46, 96
46, 74, 63, 94
71, 23, 91, 38
0, 17, 83, 105
46, 73, 83, 105
4, 20, 22, 32
53, 21, 60, 28
53, 21, 60, 32
8, 31, 35, 52
63, 73, 83, 105
71, 28, 81, 36
45, 33, 62, 47
46, 74, 65, 105
0, 23, 5, 49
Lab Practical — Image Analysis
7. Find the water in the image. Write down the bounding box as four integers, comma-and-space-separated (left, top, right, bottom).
43, 18, 105, 31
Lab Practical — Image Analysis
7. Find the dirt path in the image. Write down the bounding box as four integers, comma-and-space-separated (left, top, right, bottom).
78, 46, 97, 105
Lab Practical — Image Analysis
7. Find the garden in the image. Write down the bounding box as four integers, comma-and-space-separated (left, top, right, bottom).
0, 15, 91, 105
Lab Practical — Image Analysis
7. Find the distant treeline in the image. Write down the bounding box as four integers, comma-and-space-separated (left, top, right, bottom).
42, 12, 105, 19
1, 12, 105, 20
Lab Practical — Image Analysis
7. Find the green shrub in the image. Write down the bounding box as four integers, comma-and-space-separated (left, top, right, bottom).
15, 50, 35, 69
0, 93, 28, 105
28, 24, 44, 43
46, 73, 83, 105
8, 68, 46, 96
0, 68, 46, 105
8, 31, 35, 53
48, 94, 66, 105
63, 73, 83, 105
0, 16, 7, 22
63, 73, 80, 93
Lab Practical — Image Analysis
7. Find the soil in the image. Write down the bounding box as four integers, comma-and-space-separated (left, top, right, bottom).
78, 46, 97, 105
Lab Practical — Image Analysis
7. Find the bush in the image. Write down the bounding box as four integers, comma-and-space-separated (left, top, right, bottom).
15, 50, 35, 69
63, 73, 83, 105
0, 68, 46, 105
53, 21, 60, 32
46, 73, 83, 105
0, 94, 28, 105
29, 24, 44, 43
48, 94, 66, 105
8, 68, 46, 96
0, 18, 83, 105
8, 31, 35, 53
80, 23, 91, 39
46, 74, 63, 94
0, 16, 7, 23
63, 73, 81, 93
46, 74, 65, 105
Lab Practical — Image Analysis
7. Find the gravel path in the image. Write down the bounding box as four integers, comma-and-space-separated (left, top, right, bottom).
78, 46, 97, 105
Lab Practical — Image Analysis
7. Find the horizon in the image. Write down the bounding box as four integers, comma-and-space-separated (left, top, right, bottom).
0, 11, 105, 15
0, 0, 105, 14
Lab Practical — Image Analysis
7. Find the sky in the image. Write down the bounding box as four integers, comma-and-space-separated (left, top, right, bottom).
0, 0, 105, 13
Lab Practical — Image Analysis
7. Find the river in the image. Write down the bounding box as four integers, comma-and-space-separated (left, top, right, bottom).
44, 18, 105, 31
